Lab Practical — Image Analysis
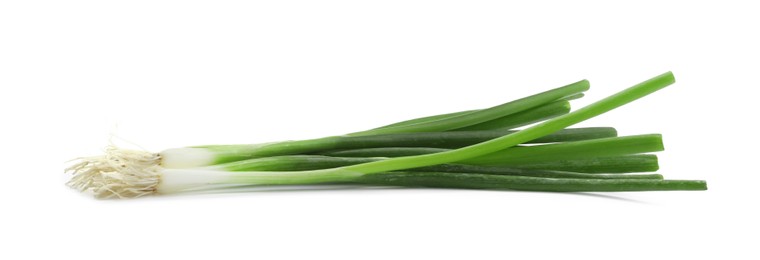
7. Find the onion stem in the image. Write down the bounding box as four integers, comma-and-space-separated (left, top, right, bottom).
347, 79, 589, 136
355, 172, 706, 192
189, 127, 616, 166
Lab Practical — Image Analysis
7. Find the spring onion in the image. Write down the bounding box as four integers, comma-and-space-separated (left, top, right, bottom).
155, 82, 591, 168
512, 154, 660, 173
187, 127, 617, 166
356, 172, 706, 192
66, 71, 707, 199
348, 79, 589, 136
209, 155, 662, 180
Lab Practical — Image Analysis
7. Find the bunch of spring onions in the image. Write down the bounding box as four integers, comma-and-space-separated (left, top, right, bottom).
66, 72, 707, 199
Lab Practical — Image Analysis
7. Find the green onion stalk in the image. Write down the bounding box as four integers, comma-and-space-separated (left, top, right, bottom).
319, 134, 663, 165
66, 72, 707, 199
153, 80, 591, 168
208, 155, 663, 179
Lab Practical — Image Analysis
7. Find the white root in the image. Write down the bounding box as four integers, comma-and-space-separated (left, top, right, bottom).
66, 146, 162, 199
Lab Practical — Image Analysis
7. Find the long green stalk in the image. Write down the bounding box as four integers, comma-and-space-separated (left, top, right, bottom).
166, 81, 588, 168
211, 155, 661, 180
347, 80, 589, 136
199, 127, 617, 164
377, 99, 570, 131
376, 92, 583, 131
463, 134, 662, 165
412, 164, 663, 179
453, 100, 570, 131
320, 146, 660, 173
513, 154, 659, 173
356, 172, 706, 192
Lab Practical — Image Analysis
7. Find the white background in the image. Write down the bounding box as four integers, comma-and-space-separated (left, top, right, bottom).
1, 0, 758, 259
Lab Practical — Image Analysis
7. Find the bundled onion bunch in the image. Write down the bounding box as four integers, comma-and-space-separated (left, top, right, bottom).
66, 72, 706, 199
